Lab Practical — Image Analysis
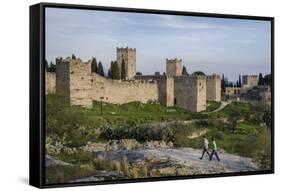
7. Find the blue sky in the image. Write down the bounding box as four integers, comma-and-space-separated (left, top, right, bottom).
46, 8, 271, 81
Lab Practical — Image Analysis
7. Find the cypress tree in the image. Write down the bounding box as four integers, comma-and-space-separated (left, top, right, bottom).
91, 57, 97, 73
221, 74, 225, 92
48, 61, 56, 72
258, 73, 264, 85
97, 61, 104, 76
121, 59, 126, 80
107, 69, 111, 78
45, 60, 49, 71
72, 54, 76, 60
111, 61, 120, 80
182, 66, 188, 76
238, 74, 242, 87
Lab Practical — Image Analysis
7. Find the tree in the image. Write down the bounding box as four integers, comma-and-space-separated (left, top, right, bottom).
136, 72, 142, 75
91, 57, 97, 73
45, 60, 49, 71
236, 80, 239, 87
97, 61, 104, 76
258, 73, 264, 86
192, 71, 205, 76
121, 59, 126, 80
238, 74, 242, 87
182, 66, 188, 76
221, 74, 226, 92
48, 61, 56, 72
111, 61, 120, 80
263, 110, 272, 128
107, 69, 111, 78
72, 54, 76, 60
263, 74, 271, 87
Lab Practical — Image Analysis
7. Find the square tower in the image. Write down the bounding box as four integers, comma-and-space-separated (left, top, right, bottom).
116, 47, 136, 80
166, 58, 183, 76
242, 75, 258, 88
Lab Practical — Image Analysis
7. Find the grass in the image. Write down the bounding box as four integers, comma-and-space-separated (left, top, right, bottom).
205, 101, 221, 112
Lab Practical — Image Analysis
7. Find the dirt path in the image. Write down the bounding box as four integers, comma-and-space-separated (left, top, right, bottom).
209, 101, 229, 113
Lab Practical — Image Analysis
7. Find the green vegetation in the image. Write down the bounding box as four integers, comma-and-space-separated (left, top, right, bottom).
182, 66, 188, 76
46, 93, 272, 182
97, 61, 104, 76
205, 101, 221, 112
91, 57, 97, 73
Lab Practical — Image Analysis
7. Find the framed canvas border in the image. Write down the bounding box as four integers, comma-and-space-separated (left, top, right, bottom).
29, 2, 275, 189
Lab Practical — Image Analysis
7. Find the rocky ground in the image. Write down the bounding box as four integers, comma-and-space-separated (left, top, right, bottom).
47, 145, 258, 183
95, 147, 257, 175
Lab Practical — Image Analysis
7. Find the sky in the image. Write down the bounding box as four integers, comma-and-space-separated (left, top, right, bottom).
46, 8, 271, 81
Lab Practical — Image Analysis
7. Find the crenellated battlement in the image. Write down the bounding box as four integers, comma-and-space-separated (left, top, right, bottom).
206, 74, 221, 80
116, 47, 136, 51
166, 58, 182, 62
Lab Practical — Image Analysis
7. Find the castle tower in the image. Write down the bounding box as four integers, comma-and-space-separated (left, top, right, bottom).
116, 47, 136, 80
242, 75, 258, 88
166, 58, 183, 76
206, 74, 221, 101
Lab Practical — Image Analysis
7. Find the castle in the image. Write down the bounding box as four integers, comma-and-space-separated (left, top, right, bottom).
46, 47, 221, 112
224, 75, 271, 105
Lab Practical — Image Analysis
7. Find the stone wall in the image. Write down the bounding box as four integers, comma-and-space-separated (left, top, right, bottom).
206, 74, 221, 101
174, 76, 206, 112
225, 87, 241, 96
57, 59, 159, 107
45, 71, 56, 94
53, 56, 217, 113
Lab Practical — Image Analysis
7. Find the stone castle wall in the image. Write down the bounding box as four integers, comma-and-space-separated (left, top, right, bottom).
174, 75, 206, 112
206, 74, 221, 101
45, 71, 56, 94
57, 59, 159, 107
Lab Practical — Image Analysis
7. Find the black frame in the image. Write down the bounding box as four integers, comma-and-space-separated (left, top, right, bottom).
30, 2, 275, 189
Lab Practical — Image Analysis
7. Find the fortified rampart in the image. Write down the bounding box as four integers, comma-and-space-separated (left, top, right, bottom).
53, 57, 209, 112
47, 47, 223, 112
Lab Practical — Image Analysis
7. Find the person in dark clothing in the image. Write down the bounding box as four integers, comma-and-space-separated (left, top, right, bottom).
209, 137, 220, 161
199, 135, 210, 160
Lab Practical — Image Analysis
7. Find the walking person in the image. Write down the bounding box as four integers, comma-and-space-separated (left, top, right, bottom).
209, 137, 220, 161
199, 135, 210, 160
